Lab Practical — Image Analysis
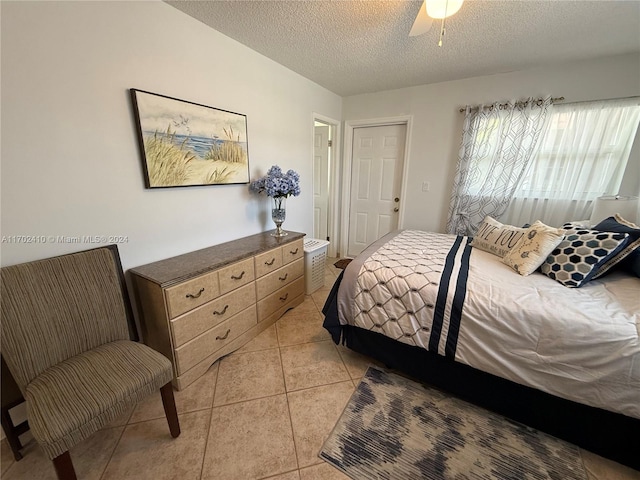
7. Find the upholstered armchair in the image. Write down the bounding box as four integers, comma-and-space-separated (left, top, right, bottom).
0, 245, 180, 480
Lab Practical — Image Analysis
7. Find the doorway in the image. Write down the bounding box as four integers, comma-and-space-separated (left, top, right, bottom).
313, 115, 340, 257
341, 117, 411, 258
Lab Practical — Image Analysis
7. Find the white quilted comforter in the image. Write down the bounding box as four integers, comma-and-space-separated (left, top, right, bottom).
337, 230, 640, 419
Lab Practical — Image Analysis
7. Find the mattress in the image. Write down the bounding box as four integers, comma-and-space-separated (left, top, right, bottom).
336, 230, 640, 419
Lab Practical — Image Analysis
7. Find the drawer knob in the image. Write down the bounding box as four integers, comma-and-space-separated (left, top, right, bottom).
186, 288, 205, 299
265, 258, 276, 266
290, 248, 299, 255
212, 305, 229, 316
279, 293, 289, 302
279, 273, 288, 282
216, 329, 231, 340
230, 271, 245, 280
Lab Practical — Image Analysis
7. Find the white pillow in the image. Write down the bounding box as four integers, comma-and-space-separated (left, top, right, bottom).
470, 216, 526, 258
502, 221, 565, 276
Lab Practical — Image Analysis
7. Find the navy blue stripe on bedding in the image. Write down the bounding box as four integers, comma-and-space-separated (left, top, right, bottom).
429, 235, 463, 352
445, 237, 472, 359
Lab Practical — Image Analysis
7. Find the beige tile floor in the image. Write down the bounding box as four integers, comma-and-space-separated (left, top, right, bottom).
1, 259, 639, 480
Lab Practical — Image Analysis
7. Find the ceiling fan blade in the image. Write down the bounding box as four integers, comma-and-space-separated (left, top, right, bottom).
409, 1, 433, 37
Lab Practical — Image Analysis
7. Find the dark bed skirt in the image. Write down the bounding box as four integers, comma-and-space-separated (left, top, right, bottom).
323, 275, 639, 470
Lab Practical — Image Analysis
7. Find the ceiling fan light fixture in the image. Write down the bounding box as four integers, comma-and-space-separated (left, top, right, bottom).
426, 0, 464, 19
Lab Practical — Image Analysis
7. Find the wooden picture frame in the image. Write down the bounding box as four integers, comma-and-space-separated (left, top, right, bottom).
130, 89, 250, 188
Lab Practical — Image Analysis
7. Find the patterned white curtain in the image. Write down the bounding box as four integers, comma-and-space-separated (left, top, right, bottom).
446, 97, 553, 235
500, 97, 640, 227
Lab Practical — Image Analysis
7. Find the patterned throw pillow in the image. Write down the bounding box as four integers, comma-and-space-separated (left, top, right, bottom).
592, 214, 640, 278
470, 216, 526, 258
561, 220, 592, 229
540, 227, 630, 287
501, 221, 565, 276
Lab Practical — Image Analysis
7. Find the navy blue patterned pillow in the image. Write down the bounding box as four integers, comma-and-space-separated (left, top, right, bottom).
541, 228, 630, 287
593, 215, 640, 278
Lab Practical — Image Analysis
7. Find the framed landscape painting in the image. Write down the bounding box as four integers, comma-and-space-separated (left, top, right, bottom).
130, 89, 250, 188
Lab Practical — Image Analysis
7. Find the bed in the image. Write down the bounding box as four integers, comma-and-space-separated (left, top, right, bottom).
323, 229, 640, 470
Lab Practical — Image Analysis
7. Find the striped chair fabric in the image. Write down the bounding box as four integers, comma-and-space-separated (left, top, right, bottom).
1, 246, 176, 466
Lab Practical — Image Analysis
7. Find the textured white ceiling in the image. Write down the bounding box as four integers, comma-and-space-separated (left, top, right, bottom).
166, 0, 640, 97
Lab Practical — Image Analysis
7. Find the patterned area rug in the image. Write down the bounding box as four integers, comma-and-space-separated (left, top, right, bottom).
320, 367, 587, 480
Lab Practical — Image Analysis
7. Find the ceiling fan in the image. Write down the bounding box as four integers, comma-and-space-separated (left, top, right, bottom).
410, 0, 464, 45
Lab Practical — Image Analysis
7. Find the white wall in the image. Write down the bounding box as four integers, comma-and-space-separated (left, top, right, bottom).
342, 54, 640, 233
1, 1, 342, 270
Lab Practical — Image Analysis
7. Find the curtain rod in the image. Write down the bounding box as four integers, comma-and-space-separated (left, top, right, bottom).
458, 96, 565, 113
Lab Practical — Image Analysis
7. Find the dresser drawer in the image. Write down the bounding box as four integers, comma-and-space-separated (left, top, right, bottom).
165, 270, 220, 319
255, 258, 304, 300
170, 283, 256, 347
282, 239, 304, 265
257, 276, 305, 321
218, 258, 255, 295
254, 248, 283, 278
174, 306, 257, 375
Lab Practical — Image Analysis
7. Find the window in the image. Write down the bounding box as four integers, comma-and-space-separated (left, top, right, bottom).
501, 97, 640, 227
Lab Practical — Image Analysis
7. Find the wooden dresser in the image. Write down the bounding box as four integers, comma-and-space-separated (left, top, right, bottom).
130, 231, 305, 390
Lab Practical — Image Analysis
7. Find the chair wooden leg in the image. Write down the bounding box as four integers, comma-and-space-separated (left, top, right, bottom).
160, 382, 180, 438
1, 404, 24, 461
52, 451, 77, 480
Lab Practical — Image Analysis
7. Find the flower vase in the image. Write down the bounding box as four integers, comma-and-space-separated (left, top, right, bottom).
271, 196, 288, 237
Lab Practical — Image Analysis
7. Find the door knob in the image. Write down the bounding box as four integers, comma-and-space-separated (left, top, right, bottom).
394, 197, 400, 203
394, 207, 399, 213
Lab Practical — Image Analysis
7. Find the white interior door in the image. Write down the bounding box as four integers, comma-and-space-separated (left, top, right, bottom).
347, 124, 406, 257
313, 125, 330, 241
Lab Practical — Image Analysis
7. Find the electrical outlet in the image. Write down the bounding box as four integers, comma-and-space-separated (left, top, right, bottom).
422, 181, 430, 192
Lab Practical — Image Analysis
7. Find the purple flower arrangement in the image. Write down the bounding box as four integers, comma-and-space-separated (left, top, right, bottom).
249, 165, 301, 198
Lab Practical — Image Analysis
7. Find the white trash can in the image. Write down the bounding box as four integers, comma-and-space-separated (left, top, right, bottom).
304, 238, 330, 294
